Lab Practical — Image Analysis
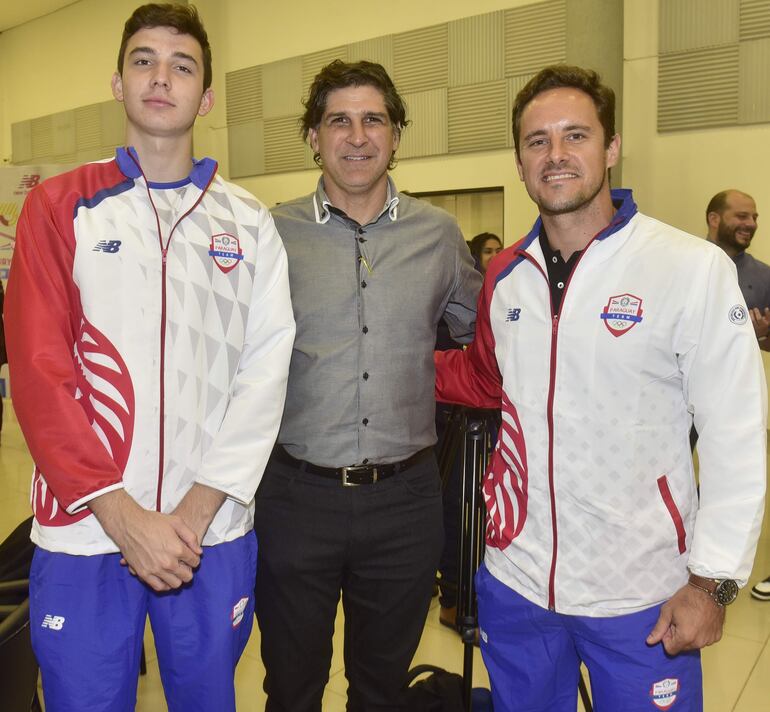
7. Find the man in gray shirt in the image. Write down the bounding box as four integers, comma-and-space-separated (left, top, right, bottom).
254, 60, 482, 711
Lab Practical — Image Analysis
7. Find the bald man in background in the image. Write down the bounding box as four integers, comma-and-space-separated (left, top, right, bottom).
706, 190, 768, 349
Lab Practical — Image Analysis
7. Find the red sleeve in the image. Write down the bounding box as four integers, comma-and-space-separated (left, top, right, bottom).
435, 249, 513, 409
5, 180, 124, 512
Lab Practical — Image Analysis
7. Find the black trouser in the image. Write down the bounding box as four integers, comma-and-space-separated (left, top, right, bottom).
254, 452, 444, 712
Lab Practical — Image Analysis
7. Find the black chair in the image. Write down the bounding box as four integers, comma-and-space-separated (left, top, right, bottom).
0, 589, 41, 711
0, 517, 41, 711
0, 517, 35, 591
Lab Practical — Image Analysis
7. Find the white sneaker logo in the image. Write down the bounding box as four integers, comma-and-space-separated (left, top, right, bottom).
231, 597, 248, 628
41, 615, 65, 630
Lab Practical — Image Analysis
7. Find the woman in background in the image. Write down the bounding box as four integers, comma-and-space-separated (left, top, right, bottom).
468, 232, 503, 274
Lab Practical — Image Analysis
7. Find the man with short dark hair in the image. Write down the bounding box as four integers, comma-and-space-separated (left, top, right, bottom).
5, 4, 295, 710
436, 64, 766, 711
254, 59, 481, 711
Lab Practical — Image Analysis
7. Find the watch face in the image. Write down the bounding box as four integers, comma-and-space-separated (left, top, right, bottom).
716, 579, 739, 606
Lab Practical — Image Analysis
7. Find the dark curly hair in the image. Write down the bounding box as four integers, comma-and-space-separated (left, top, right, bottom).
117, 4, 212, 90
302, 60, 408, 169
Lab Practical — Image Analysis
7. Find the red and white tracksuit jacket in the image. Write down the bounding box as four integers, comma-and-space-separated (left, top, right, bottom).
5, 147, 295, 555
436, 190, 767, 616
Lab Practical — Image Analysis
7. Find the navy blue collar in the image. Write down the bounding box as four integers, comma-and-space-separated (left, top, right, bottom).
115, 146, 217, 190
519, 188, 638, 251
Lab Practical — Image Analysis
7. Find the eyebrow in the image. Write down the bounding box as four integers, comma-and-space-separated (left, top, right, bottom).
324, 110, 388, 121
522, 123, 593, 142
128, 46, 199, 65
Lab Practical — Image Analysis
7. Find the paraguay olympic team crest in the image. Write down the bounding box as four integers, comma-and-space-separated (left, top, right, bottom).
208, 233, 243, 274
600, 293, 644, 337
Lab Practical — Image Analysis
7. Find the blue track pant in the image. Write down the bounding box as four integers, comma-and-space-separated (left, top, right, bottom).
476, 564, 703, 712
30, 531, 257, 712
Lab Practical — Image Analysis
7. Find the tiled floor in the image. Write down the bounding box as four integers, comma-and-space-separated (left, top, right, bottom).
2, 401, 770, 711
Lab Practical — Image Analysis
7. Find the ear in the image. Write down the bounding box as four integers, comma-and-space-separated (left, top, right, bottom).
707, 210, 721, 231
308, 127, 320, 154
606, 133, 621, 168
198, 87, 214, 117
392, 126, 401, 153
111, 72, 124, 102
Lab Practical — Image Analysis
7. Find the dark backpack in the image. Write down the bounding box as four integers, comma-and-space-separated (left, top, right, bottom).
405, 664, 465, 712
0, 517, 34, 605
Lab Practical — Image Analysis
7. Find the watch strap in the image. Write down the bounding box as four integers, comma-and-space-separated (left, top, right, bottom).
687, 573, 738, 606
688, 573, 718, 595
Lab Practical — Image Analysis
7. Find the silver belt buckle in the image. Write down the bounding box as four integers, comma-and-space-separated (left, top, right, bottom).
341, 465, 378, 486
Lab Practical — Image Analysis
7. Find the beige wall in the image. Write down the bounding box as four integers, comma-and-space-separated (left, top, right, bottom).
0, 0, 137, 157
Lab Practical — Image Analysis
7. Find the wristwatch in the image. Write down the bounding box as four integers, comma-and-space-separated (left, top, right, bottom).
688, 573, 739, 606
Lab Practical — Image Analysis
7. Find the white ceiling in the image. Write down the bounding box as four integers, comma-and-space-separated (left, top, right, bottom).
0, 1, 79, 33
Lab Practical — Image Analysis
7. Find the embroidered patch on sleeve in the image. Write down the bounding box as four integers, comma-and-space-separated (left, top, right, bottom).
728, 304, 748, 325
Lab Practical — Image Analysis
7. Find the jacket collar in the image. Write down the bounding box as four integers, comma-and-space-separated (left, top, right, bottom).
518, 188, 638, 253
115, 146, 217, 190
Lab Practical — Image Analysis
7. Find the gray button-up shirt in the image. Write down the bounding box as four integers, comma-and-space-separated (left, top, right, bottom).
271, 177, 482, 467
734, 250, 770, 310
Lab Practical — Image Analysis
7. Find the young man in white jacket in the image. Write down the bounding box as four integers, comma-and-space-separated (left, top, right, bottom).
5, 4, 294, 710
436, 64, 767, 712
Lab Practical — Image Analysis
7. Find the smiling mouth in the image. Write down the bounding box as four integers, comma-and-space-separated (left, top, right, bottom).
543, 173, 578, 182
344, 155, 372, 161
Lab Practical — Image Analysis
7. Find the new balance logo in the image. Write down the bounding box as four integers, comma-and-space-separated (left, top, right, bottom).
41, 614, 65, 630
18, 175, 40, 191
506, 308, 521, 322
93, 240, 122, 254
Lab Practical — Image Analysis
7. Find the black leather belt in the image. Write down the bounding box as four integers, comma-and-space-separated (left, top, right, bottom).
273, 446, 432, 486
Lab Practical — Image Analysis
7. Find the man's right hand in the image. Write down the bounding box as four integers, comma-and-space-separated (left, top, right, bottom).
750, 307, 770, 339
89, 490, 202, 592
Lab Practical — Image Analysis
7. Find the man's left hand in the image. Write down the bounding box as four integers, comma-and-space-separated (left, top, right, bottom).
646, 583, 725, 655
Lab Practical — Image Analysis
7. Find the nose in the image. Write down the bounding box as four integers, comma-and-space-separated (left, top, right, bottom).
151, 65, 171, 89
346, 119, 367, 147
546, 137, 567, 165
